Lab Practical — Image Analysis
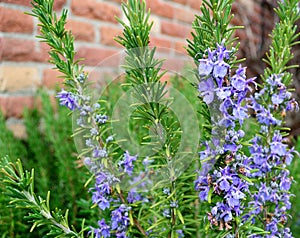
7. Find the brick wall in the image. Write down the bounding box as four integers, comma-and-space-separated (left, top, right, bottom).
1, 0, 294, 137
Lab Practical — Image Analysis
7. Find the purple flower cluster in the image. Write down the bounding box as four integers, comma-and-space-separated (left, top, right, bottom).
111, 204, 131, 237
56, 89, 79, 110
90, 170, 132, 237
249, 74, 298, 127
119, 151, 137, 176
195, 44, 254, 230
91, 204, 131, 238
195, 164, 249, 229
91, 172, 118, 211
244, 74, 298, 237
92, 219, 111, 238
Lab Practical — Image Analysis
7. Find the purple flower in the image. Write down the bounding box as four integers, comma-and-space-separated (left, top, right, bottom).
56, 89, 78, 110
176, 230, 184, 238
213, 62, 229, 80
90, 128, 98, 136
127, 191, 142, 203
270, 131, 287, 156
119, 151, 137, 176
111, 204, 130, 231
116, 232, 127, 238
170, 200, 178, 208
163, 209, 171, 218
271, 93, 285, 104
92, 219, 110, 238
95, 114, 108, 124
77, 73, 85, 84
93, 147, 108, 158
219, 178, 231, 192
257, 183, 270, 203
92, 191, 110, 210
198, 59, 213, 76
198, 77, 215, 104
279, 172, 291, 191
195, 175, 210, 201
286, 98, 299, 112
216, 87, 231, 100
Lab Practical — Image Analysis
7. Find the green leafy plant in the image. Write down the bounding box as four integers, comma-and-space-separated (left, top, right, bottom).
1, 0, 299, 237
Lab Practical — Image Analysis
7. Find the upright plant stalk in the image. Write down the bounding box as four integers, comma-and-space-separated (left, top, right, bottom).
188, 0, 299, 237
115, 1, 193, 237
28, 0, 191, 237
0, 158, 86, 237
243, 1, 300, 237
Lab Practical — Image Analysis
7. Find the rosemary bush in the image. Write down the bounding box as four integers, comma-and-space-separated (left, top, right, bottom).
0, 92, 96, 237
1, 0, 300, 237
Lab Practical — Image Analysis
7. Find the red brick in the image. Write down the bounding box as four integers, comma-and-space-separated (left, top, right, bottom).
173, 0, 189, 4
0, 7, 33, 33
174, 41, 187, 54
53, 0, 67, 10
42, 69, 64, 89
100, 26, 123, 47
1, 38, 35, 62
161, 21, 191, 38
0, 66, 40, 92
188, 0, 202, 10
0, 38, 3, 59
1, 0, 66, 10
0, 96, 35, 118
235, 29, 247, 41
1, 0, 31, 7
66, 20, 95, 42
149, 36, 172, 53
76, 47, 120, 67
38, 42, 52, 62
173, 6, 196, 23
0, 37, 53, 63
162, 58, 186, 72
145, 0, 174, 19
71, 0, 120, 23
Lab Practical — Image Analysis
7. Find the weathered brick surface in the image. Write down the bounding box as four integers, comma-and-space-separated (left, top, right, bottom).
77, 47, 120, 67
0, 7, 33, 33
66, 20, 95, 42
0, 96, 35, 118
161, 21, 191, 38
149, 36, 173, 53
1, 0, 66, 9
0, 66, 40, 92
0, 0, 283, 122
1, 0, 31, 7
100, 26, 123, 47
145, 0, 174, 19
71, 0, 121, 23
42, 69, 64, 89
1, 38, 36, 61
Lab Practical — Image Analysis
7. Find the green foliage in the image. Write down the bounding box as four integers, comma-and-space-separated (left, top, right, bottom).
114, 1, 206, 236
289, 137, 300, 235
0, 92, 95, 237
263, 0, 300, 84
187, 0, 242, 63
1, 0, 299, 237
0, 113, 31, 237
0, 113, 27, 160
28, 0, 83, 88
0, 158, 86, 237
